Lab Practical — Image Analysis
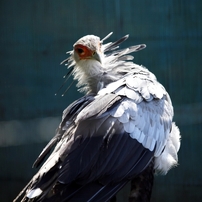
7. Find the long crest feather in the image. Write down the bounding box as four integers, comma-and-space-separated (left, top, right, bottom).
104, 34, 129, 52
55, 66, 74, 96
101, 32, 113, 43
55, 51, 75, 96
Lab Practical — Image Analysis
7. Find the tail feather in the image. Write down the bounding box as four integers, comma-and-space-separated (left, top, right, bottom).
154, 122, 181, 174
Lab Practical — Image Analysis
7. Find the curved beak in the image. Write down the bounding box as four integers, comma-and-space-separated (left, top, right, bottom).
92, 51, 102, 64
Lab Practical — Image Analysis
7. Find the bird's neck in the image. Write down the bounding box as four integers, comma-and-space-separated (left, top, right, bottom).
73, 60, 106, 94
73, 59, 150, 94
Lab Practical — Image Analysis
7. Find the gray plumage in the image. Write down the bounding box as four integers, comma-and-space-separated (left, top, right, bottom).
14, 33, 180, 202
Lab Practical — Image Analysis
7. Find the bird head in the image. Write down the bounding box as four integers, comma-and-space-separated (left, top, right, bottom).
59, 33, 146, 95
73, 35, 103, 64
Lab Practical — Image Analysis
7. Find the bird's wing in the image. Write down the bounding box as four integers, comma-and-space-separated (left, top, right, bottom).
99, 72, 173, 155
32, 94, 95, 168
18, 72, 173, 202
31, 96, 155, 202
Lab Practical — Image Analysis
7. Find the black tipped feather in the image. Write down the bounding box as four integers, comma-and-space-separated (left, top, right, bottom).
104, 35, 129, 52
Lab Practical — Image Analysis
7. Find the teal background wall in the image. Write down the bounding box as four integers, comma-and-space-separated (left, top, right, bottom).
0, 0, 202, 201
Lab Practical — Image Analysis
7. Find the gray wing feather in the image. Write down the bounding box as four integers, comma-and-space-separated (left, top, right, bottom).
98, 69, 173, 156
76, 93, 121, 121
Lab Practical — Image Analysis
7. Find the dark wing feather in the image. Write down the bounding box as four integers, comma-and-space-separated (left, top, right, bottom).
16, 93, 155, 202
33, 95, 95, 168
42, 181, 128, 202
39, 116, 154, 202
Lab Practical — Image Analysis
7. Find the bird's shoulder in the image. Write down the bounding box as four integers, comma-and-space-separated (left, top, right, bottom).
100, 66, 166, 101
97, 69, 174, 156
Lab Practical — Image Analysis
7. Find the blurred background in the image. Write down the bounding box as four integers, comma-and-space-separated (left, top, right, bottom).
0, 0, 201, 201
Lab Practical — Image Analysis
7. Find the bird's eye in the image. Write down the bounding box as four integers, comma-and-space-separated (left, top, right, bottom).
92, 51, 96, 55
77, 48, 84, 54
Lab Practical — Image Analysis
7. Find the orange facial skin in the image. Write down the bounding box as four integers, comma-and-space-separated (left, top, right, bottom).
74, 44, 95, 60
